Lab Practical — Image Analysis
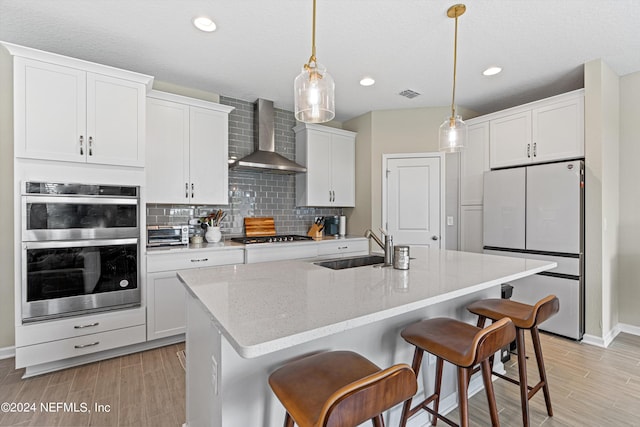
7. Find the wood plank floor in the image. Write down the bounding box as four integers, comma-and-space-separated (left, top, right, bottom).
1, 333, 640, 426
0, 343, 185, 427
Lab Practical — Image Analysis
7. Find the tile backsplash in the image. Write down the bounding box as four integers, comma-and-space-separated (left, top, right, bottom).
146, 96, 343, 237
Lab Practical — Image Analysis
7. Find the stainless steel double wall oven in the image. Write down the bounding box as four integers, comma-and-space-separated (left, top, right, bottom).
21, 182, 141, 322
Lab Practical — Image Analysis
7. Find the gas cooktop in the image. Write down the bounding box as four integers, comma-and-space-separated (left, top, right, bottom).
230, 235, 314, 244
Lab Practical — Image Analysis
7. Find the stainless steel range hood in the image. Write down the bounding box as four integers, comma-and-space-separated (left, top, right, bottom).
229, 99, 307, 174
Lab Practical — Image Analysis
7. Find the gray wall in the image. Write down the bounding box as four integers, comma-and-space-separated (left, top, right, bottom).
146, 97, 342, 236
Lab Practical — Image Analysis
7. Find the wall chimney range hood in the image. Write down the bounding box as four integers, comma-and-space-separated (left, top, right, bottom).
229, 99, 307, 174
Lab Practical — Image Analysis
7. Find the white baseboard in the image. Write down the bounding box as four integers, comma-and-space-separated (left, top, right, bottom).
617, 322, 640, 337
0, 345, 16, 360
581, 321, 640, 348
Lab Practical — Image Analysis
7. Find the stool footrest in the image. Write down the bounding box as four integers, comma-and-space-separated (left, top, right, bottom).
405, 393, 438, 419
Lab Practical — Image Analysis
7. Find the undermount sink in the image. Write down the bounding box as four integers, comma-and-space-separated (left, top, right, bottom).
314, 255, 385, 270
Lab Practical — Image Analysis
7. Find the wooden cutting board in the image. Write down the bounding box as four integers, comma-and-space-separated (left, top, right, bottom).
244, 217, 276, 237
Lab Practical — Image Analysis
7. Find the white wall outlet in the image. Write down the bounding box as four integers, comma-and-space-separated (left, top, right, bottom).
211, 355, 218, 395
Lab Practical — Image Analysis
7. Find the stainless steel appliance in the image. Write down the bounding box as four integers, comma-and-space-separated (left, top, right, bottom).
483, 160, 584, 339
230, 235, 313, 244
21, 182, 141, 322
147, 225, 189, 247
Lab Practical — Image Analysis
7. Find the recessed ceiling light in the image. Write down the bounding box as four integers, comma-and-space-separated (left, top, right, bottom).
193, 16, 217, 32
483, 66, 502, 76
360, 77, 375, 87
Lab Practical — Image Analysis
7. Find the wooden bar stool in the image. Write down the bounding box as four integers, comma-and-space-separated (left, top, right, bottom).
399, 317, 516, 427
467, 294, 560, 427
268, 350, 417, 427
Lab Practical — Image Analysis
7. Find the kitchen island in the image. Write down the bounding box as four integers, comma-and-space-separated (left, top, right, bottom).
178, 247, 555, 427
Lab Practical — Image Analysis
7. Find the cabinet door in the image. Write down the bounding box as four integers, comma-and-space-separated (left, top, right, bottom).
86, 73, 146, 167
532, 97, 584, 163
14, 58, 86, 162
489, 111, 532, 168
330, 134, 355, 207
147, 271, 186, 340
460, 205, 483, 253
460, 122, 489, 205
189, 106, 229, 205
305, 130, 333, 206
146, 98, 190, 203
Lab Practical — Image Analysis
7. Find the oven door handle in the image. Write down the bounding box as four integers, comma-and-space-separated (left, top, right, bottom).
22, 195, 138, 205
24, 238, 138, 250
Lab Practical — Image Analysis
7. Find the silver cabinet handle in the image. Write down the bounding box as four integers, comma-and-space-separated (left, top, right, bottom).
185, 182, 189, 199
329, 190, 332, 202
74, 322, 99, 329
191, 183, 195, 198
74, 341, 100, 349
338, 246, 348, 250
79, 135, 84, 155
191, 258, 209, 263
527, 143, 531, 158
533, 142, 537, 157
89, 136, 93, 156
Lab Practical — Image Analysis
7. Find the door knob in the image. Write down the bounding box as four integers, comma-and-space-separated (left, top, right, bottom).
431, 236, 439, 241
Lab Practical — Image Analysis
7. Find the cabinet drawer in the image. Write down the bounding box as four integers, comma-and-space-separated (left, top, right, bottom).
16, 307, 145, 347
15, 325, 146, 368
317, 239, 368, 256
147, 248, 244, 272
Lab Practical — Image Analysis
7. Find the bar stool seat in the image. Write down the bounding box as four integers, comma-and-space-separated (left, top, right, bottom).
399, 317, 516, 427
467, 295, 559, 427
269, 350, 417, 427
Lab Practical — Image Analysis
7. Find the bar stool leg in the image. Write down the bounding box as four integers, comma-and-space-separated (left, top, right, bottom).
457, 367, 470, 427
480, 359, 500, 426
515, 328, 530, 427
531, 327, 553, 416
284, 413, 294, 427
399, 348, 424, 427
432, 357, 444, 426
372, 414, 385, 427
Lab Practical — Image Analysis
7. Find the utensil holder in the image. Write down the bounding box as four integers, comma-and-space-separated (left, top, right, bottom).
205, 226, 222, 243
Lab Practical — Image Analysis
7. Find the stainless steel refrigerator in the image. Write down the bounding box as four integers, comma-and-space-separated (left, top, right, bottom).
483, 160, 584, 340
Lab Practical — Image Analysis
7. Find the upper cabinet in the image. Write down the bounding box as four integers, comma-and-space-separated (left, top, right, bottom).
146, 91, 234, 205
460, 120, 490, 205
6, 43, 153, 167
294, 124, 356, 207
489, 90, 584, 169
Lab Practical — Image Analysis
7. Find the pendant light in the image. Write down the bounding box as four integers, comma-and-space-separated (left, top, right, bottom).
294, 0, 335, 123
439, 4, 467, 152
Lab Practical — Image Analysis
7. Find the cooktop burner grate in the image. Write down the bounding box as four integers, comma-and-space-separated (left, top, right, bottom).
230, 235, 313, 244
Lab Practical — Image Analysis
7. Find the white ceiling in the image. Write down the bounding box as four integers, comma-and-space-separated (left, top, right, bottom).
1, 0, 639, 122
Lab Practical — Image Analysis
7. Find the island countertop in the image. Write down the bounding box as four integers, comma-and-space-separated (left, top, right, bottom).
178, 247, 556, 358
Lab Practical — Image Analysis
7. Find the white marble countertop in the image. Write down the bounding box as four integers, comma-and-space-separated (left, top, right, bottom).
178, 247, 556, 358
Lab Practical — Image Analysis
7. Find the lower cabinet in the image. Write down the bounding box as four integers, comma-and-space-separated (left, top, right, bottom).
146, 248, 245, 340
460, 205, 483, 253
15, 307, 146, 368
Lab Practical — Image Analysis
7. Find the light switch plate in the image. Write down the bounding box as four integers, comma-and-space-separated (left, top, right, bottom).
447, 216, 454, 226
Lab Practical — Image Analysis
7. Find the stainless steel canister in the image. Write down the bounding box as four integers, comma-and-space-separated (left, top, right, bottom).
393, 245, 410, 270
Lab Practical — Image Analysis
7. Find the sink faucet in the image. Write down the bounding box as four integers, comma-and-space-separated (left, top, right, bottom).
365, 229, 393, 266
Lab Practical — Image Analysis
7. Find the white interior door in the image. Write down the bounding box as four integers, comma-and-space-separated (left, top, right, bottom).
385, 155, 441, 248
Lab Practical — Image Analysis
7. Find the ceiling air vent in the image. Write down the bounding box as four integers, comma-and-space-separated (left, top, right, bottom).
398, 89, 420, 99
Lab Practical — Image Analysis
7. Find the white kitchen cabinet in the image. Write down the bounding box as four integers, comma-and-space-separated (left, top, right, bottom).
460, 120, 490, 205
15, 307, 146, 369
146, 91, 234, 205
146, 247, 244, 340
489, 90, 584, 169
13, 55, 150, 167
459, 205, 483, 253
294, 124, 356, 207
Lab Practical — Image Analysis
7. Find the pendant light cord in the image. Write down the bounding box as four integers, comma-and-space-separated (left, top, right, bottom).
306, 0, 317, 67
450, 13, 459, 122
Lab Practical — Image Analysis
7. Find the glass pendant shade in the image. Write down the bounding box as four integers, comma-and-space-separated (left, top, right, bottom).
294, 63, 335, 123
439, 114, 467, 152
